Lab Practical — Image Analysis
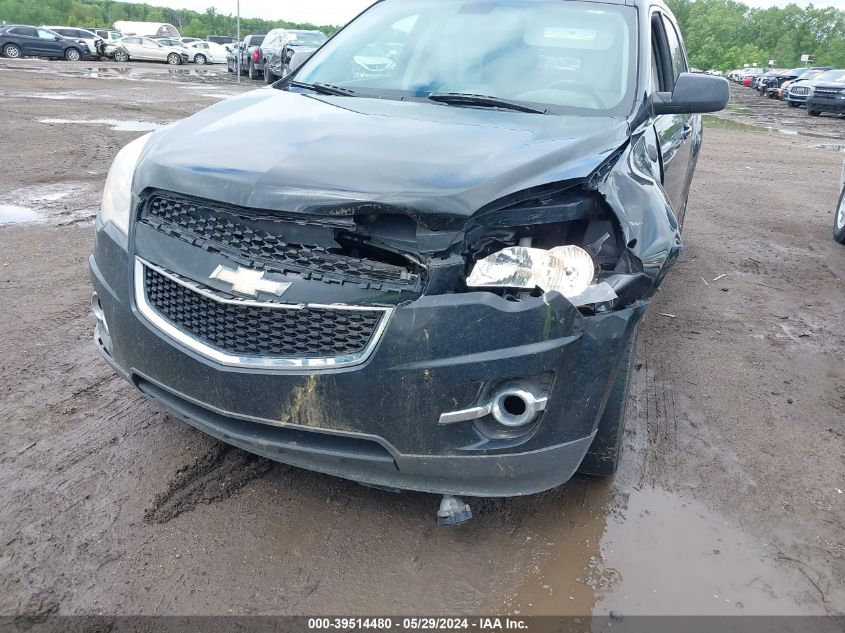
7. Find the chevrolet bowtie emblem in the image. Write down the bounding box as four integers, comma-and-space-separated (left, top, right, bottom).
209, 265, 292, 298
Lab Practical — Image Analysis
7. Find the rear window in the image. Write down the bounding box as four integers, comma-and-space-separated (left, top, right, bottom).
9, 27, 38, 37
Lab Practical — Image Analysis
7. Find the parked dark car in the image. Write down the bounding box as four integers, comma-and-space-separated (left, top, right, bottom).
0, 25, 91, 60
785, 67, 834, 106
805, 73, 845, 117
761, 67, 805, 98
208, 35, 238, 46
90, 0, 727, 523
263, 29, 328, 84
231, 34, 265, 79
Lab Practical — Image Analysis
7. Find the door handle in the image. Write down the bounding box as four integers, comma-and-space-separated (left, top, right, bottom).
680, 123, 693, 139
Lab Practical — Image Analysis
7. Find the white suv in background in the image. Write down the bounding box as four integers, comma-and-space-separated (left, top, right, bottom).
42, 26, 101, 58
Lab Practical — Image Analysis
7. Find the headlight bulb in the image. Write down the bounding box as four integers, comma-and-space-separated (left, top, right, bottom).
467, 244, 596, 298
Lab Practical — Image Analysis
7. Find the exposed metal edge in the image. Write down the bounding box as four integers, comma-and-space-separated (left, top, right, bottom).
134, 257, 393, 370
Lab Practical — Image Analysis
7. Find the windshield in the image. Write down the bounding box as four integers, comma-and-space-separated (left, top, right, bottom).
290, 31, 328, 47
292, 0, 638, 115
814, 70, 845, 83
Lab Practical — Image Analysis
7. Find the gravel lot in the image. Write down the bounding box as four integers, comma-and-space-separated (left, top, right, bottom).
0, 60, 843, 617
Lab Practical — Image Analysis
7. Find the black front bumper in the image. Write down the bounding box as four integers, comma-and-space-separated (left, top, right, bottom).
91, 221, 645, 497
806, 96, 845, 113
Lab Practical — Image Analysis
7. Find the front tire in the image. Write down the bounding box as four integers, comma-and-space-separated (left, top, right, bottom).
167, 53, 181, 65
64, 47, 81, 61
248, 60, 257, 80
577, 327, 639, 477
834, 187, 845, 244
788, 101, 799, 108
194, 54, 206, 65
3, 43, 22, 59
808, 109, 821, 117
114, 49, 129, 63
264, 66, 275, 84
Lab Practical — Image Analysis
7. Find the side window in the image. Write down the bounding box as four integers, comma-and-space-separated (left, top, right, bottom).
125, 37, 140, 45
661, 16, 688, 82
650, 14, 672, 92
37, 29, 56, 40
12, 27, 38, 37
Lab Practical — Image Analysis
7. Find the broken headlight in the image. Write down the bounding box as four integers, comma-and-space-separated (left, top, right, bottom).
98, 133, 152, 235
467, 245, 617, 306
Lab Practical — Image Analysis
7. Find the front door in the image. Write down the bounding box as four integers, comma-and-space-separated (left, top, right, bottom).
35, 29, 64, 57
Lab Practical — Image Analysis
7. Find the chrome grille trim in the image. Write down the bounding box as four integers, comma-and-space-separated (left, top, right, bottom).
134, 257, 393, 370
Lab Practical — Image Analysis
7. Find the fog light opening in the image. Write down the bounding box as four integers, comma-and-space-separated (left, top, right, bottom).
491, 387, 546, 428
503, 394, 527, 417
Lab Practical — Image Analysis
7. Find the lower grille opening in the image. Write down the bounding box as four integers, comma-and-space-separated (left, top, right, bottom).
142, 263, 385, 360
136, 378, 397, 465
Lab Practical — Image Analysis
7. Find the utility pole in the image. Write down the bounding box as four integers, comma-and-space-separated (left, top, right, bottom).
236, 0, 241, 83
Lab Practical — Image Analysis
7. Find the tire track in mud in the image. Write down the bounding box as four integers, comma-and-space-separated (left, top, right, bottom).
144, 442, 276, 524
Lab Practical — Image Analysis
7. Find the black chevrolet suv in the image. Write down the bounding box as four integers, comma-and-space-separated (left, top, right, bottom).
90, 0, 727, 519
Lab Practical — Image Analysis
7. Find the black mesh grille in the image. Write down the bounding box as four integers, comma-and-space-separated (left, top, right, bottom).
139, 196, 419, 294
144, 266, 383, 358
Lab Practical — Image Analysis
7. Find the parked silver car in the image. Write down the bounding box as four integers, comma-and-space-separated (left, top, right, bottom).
105, 36, 189, 64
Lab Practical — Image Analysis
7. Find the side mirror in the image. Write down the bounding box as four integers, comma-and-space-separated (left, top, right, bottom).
653, 72, 729, 115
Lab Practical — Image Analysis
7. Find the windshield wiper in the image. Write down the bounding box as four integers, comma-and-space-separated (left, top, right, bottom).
427, 92, 547, 114
290, 81, 357, 97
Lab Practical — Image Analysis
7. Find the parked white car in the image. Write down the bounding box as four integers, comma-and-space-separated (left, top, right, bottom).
184, 41, 229, 65
105, 37, 189, 64
42, 26, 101, 57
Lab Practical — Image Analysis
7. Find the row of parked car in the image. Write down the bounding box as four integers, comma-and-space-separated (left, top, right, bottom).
224, 29, 329, 83
0, 23, 235, 65
727, 66, 845, 117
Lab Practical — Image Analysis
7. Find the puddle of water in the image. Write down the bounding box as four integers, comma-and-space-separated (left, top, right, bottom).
703, 115, 800, 138
515, 485, 819, 617
38, 118, 163, 132
814, 143, 845, 153
0, 182, 99, 227
4, 92, 89, 101
0, 204, 41, 225
726, 103, 753, 115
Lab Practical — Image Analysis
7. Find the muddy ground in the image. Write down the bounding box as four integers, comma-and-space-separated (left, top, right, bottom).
0, 60, 843, 617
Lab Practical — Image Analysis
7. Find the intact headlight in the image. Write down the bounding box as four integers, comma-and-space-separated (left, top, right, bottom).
98, 133, 152, 235
467, 245, 596, 297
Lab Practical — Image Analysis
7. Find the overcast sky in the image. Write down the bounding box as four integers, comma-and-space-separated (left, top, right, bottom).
139, 0, 845, 26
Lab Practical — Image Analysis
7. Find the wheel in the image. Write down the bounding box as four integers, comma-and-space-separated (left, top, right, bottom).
194, 54, 206, 65
64, 47, 81, 61
264, 66, 275, 84
808, 109, 821, 117
3, 43, 22, 59
834, 187, 845, 244
577, 327, 639, 477
248, 60, 257, 80
227, 62, 233, 73
167, 53, 181, 65
788, 101, 799, 108
114, 49, 129, 63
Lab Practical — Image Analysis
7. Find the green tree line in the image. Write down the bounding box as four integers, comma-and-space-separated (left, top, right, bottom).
666, 0, 845, 70
0, 0, 339, 38
1, 0, 844, 70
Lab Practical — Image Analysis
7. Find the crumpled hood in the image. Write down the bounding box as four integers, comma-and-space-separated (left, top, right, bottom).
134, 87, 630, 223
